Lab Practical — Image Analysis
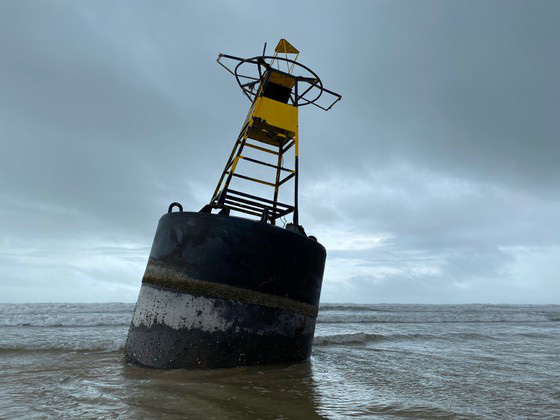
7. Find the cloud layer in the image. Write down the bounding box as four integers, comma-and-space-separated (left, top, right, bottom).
1, 1, 559, 303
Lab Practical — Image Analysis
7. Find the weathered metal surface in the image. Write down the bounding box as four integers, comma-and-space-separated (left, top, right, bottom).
125, 211, 326, 369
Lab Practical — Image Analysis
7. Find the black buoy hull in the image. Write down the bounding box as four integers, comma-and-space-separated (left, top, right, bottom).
125, 212, 326, 369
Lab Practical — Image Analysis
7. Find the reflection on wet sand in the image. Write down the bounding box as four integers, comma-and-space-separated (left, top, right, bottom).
121, 357, 326, 418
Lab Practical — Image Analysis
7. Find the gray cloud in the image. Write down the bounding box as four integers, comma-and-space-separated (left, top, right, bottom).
0, 0, 559, 303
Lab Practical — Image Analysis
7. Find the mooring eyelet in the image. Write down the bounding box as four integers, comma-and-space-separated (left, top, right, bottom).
168, 202, 183, 213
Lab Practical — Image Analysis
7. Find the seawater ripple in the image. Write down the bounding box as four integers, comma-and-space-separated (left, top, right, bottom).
0, 303, 559, 418
1, 303, 558, 327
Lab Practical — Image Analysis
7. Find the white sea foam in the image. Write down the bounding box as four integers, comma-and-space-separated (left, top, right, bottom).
0, 303, 134, 327
0, 339, 125, 352
0, 313, 132, 327
1, 303, 557, 328
316, 305, 557, 324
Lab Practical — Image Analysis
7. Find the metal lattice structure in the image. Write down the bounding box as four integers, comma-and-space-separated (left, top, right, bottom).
203, 39, 341, 226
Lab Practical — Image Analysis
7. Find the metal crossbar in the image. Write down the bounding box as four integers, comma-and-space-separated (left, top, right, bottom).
228, 189, 293, 210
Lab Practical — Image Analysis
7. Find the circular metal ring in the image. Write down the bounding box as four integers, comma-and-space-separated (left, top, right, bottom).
168, 202, 183, 213
233, 55, 325, 107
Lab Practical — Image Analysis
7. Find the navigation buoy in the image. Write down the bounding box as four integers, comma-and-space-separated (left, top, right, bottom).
125, 39, 341, 369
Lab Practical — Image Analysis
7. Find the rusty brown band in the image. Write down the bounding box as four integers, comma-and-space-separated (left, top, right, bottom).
142, 261, 318, 318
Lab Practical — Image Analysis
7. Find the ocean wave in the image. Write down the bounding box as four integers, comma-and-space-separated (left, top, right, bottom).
312, 331, 501, 346
0, 340, 125, 352
316, 313, 555, 324
0, 316, 132, 328
0, 330, 502, 352
313, 332, 385, 346
1, 304, 558, 328
0, 303, 134, 327
0, 303, 134, 315
319, 304, 385, 312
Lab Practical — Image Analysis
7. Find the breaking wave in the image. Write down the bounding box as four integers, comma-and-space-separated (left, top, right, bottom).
312, 331, 505, 347
0, 339, 125, 353
313, 333, 384, 346
319, 304, 385, 312
316, 311, 557, 324
0, 316, 132, 328
1, 303, 558, 328
0, 303, 134, 327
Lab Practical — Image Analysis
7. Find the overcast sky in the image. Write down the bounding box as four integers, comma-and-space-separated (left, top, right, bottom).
1, 0, 559, 304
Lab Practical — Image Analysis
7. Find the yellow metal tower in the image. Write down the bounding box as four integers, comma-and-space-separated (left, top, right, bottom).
204, 39, 341, 227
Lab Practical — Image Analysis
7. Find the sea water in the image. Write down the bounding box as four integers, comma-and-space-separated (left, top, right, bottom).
1, 303, 559, 418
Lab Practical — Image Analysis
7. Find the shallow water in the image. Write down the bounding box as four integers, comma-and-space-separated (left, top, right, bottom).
1, 303, 559, 418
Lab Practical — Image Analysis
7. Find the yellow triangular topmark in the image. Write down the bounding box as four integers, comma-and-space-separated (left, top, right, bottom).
274, 39, 299, 54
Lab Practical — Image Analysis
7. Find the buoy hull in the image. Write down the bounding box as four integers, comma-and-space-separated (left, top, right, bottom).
125, 212, 325, 369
